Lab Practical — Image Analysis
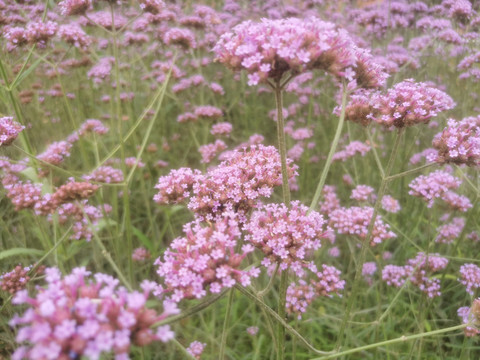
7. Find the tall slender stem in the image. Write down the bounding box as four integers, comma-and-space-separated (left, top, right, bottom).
309, 85, 348, 212
312, 324, 466, 360
274, 81, 290, 360
336, 128, 404, 349
219, 288, 235, 359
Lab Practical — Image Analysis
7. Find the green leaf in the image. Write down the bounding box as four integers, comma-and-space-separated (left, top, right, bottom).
132, 226, 153, 252
0, 247, 44, 261
10, 54, 45, 90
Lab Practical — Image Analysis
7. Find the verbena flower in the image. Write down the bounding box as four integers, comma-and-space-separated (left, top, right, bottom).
370, 79, 455, 128
58, 0, 91, 16
244, 201, 327, 273
186, 341, 206, 359
382, 252, 448, 298
458, 300, 480, 337
408, 170, 462, 208
0, 117, 24, 147
213, 17, 387, 87
9, 267, 177, 360
155, 214, 259, 302
286, 264, 344, 319
459, 263, 480, 296
154, 145, 297, 221
432, 118, 480, 166
329, 206, 396, 246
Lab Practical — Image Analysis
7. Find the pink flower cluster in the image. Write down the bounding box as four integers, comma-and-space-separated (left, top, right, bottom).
163, 28, 196, 49
370, 79, 455, 128
213, 17, 387, 87
154, 145, 297, 220
329, 206, 396, 246
132, 247, 151, 262
186, 341, 206, 359
0, 265, 36, 294
138, 0, 165, 15
351, 184, 375, 203
459, 263, 480, 296
362, 262, 377, 285
83, 166, 124, 184
155, 215, 259, 302
458, 299, 480, 337
244, 201, 327, 273
382, 252, 448, 298
432, 118, 480, 167
58, 0, 91, 16
436, 217, 465, 244
9, 267, 177, 360
0, 117, 24, 147
332, 140, 371, 162
210, 122, 233, 137
381, 195, 401, 213
286, 265, 344, 319
198, 139, 227, 163
408, 170, 462, 208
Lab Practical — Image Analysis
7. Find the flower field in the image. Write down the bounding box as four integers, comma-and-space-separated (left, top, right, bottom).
1, 0, 480, 359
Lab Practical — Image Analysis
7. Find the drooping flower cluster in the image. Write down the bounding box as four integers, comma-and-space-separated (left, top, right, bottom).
459, 263, 480, 296
286, 265, 344, 319
408, 170, 462, 208
213, 17, 387, 87
154, 145, 297, 220
9, 267, 177, 360
0, 117, 24, 147
382, 252, 448, 298
244, 201, 327, 273
155, 214, 259, 302
432, 118, 480, 167
329, 206, 396, 246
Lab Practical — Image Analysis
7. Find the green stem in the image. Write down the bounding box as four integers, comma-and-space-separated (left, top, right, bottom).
385, 163, 435, 182
309, 85, 348, 212
336, 128, 404, 349
273, 82, 291, 360
235, 285, 334, 356
153, 290, 228, 327
311, 324, 467, 360
219, 288, 235, 359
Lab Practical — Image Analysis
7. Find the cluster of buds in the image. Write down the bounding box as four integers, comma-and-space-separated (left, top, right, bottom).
0, 265, 44, 294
